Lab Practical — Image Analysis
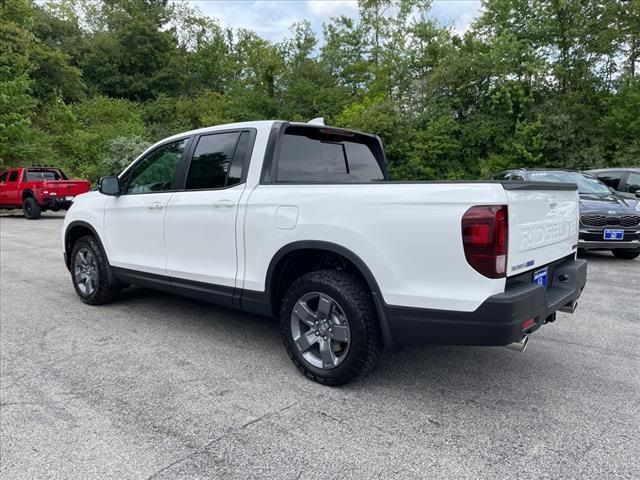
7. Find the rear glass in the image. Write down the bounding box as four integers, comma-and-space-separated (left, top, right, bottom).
25, 171, 60, 181
276, 127, 385, 183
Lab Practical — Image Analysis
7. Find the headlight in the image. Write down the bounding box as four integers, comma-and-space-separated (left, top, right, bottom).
635, 201, 640, 212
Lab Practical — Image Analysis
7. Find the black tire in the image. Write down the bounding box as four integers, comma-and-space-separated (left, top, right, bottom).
22, 197, 41, 219
612, 249, 640, 260
70, 235, 120, 305
280, 269, 383, 386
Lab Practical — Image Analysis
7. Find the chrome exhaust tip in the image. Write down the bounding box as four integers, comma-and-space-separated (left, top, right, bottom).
505, 335, 528, 352
560, 300, 578, 314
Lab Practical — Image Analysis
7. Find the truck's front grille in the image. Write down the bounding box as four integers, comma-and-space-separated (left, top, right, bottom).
580, 214, 640, 228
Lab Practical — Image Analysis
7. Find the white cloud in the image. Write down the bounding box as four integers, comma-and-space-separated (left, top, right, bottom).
307, 0, 358, 17
430, 0, 482, 35
192, 0, 482, 42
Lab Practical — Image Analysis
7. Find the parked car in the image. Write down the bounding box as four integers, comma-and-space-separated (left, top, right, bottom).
586, 168, 640, 198
62, 121, 587, 385
0, 167, 91, 219
493, 169, 640, 260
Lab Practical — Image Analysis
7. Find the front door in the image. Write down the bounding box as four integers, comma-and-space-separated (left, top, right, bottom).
104, 138, 189, 275
165, 130, 252, 299
0, 171, 9, 205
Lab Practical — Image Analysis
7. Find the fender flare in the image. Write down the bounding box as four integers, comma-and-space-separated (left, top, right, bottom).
64, 220, 107, 269
264, 240, 398, 350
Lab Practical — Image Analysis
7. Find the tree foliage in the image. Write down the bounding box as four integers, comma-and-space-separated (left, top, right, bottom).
1, 0, 639, 181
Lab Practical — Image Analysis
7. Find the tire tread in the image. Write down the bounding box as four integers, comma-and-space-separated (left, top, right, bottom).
280, 269, 383, 386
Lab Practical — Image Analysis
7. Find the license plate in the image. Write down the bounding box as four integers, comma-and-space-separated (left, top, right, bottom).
533, 267, 548, 289
604, 229, 624, 240
65, 196, 74, 201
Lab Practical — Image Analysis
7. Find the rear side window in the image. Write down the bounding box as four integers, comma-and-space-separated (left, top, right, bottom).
597, 172, 622, 190
185, 132, 243, 190
0, 172, 7, 182
276, 127, 385, 183
8, 171, 19, 182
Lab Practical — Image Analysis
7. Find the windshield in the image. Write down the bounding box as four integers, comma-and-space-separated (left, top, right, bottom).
527, 171, 611, 195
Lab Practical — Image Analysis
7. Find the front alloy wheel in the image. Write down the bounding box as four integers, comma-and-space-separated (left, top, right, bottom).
70, 235, 120, 305
74, 247, 98, 296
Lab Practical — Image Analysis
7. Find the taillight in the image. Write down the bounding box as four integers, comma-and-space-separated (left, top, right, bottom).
462, 205, 508, 279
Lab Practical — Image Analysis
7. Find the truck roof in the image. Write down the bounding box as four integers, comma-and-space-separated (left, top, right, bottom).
159, 120, 378, 145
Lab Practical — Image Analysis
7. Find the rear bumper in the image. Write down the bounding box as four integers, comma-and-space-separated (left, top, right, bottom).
383, 257, 587, 346
43, 197, 73, 210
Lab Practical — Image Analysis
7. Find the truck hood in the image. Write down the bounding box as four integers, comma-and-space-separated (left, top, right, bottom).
579, 192, 639, 215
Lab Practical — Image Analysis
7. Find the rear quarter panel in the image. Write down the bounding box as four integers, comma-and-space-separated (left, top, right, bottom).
242, 183, 509, 312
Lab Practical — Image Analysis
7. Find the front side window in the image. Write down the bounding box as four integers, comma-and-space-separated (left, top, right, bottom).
185, 132, 241, 190
0, 172, 7, 183
597, 172, 622, 190
626, 173, 640, 194
125, 138, 187, 194
8, 171, 19, 182
276, 127, 384, 183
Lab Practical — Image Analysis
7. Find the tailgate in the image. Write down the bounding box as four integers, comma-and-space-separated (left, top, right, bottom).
503, 182, 579, 276
44, 180, 91, 196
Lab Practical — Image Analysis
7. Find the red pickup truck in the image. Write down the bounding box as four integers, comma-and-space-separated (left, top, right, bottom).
0, 167, 91, 219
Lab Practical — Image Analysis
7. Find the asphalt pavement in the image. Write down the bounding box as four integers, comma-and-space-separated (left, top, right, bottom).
1, 212, 639, 479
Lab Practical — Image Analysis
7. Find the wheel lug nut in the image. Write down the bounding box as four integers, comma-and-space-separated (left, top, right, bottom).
323, 336, 327, 340
315, 331, 319, 336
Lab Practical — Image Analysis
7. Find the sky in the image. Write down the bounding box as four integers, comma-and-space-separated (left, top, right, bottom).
191, 0, 483, 42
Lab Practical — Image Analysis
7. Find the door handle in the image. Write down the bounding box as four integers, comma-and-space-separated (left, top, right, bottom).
148, 201, 164, 210
212, 200, 235, 208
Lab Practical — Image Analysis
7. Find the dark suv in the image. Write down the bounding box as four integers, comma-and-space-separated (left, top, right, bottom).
586, 168, 640, 198
493, 169, 640, 260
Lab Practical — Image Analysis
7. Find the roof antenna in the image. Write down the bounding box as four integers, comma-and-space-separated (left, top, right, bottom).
307, 117, 325, 126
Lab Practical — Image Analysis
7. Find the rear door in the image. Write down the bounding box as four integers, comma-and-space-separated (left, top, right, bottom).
104, 137, 189, 275
503, 183, 579, 276
164, 130, 254, 299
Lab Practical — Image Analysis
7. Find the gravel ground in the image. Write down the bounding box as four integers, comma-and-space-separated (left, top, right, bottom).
1, 212, 639, 479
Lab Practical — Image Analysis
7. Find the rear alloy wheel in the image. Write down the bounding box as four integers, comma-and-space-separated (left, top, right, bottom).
280, 270, 383, 386
290, 291, 352, 370
71, 235, 120, 305
612, 249, 640, 260
22, 197, 41, 219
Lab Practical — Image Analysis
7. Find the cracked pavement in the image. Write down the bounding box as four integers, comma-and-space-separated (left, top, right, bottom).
1, 212, 639, 479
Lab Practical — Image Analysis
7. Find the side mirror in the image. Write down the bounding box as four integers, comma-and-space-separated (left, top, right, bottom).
635, 190, 640, 199
99, 176, 121, 196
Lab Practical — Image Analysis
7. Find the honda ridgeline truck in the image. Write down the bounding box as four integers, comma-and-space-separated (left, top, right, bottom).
62, 121, 587, 385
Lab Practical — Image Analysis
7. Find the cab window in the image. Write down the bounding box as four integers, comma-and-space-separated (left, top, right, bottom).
0, 172, 7, 183
276, 126, 385, 183
125, 139, 188, 194
597, 171, 623, 190
185, 132, 242, 190
626, 173, 640, 194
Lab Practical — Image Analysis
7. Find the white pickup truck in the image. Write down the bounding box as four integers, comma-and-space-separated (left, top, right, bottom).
62, 120, 587, 385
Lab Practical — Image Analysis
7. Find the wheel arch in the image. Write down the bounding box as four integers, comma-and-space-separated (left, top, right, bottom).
22, 189, 35, 200
262, 240, 397, 349
64, 221, 105, 270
